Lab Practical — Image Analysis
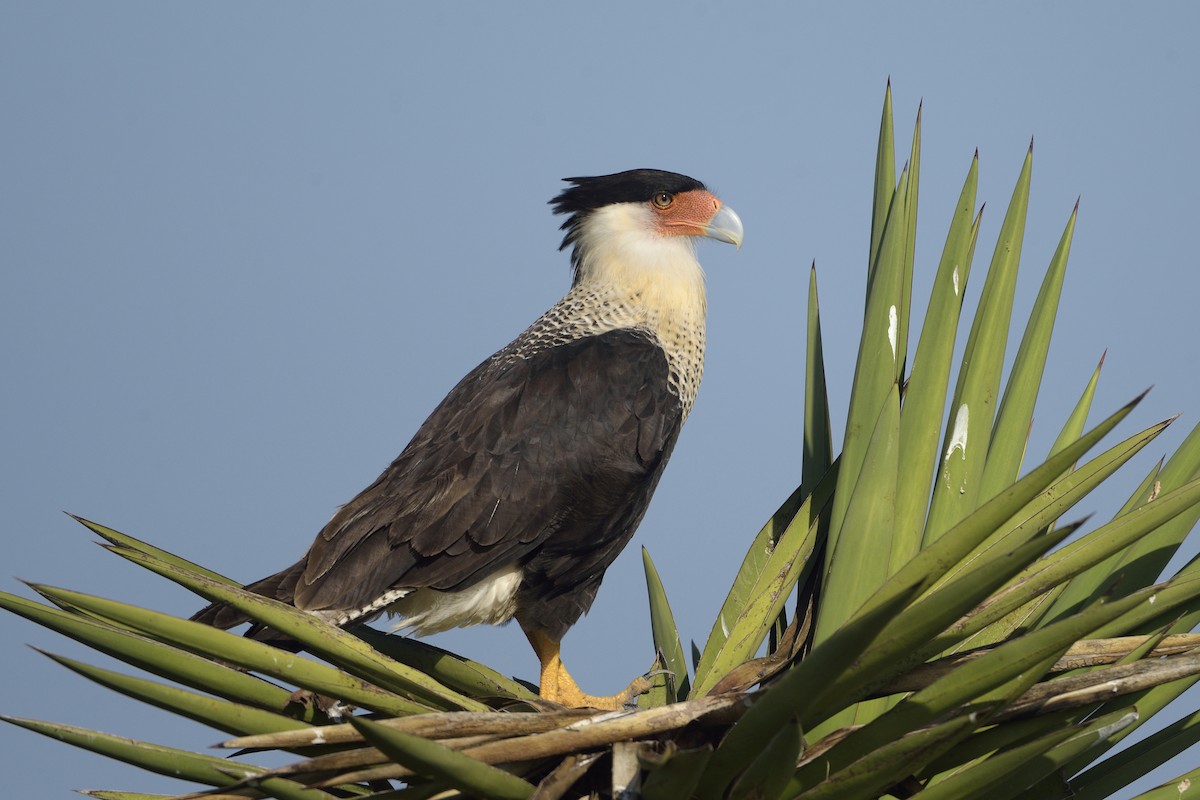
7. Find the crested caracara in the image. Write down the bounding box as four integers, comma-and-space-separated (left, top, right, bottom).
194, 168, 743, 708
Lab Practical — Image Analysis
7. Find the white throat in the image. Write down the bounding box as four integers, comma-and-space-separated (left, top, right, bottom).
572, 203, 708, 306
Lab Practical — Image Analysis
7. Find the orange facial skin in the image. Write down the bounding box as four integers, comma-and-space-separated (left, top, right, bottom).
650, 188, 725, 237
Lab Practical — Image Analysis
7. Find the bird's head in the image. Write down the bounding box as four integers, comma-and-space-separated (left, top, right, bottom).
551, 169, 743, 285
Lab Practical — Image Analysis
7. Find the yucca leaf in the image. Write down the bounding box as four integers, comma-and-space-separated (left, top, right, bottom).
1146, 548, 1200, 628
72, 515, 238, 586
1088, 572, 1200, 641
854, 390, 1143, 633
896, 101, 921, 376
0, 590, 309, 717
892, 153, 979, 572
348, 716, 534, 800
824, 167, 908, 577
1033, 348, 1107, 516
692, 460, 838, 696
1055, 568, 1200, 775
1052, 351, 1106, 458
697, 583, 922, 798
916, 708, 1086, 781
867, 80, 895, 287
641, 745, 714, 800
690, 493, 827, 696
1065, 677, 1200, 779
1048, 420, 1200, 621
970, 353, 1109, 643
811, 522, 1077, 727
693, 483, 804, 667
1114, 624, 1178, 667
814, 386, 900, 730
804, 264, 833, 497
37, 649, 311, 739
641, 547, 689, 703
798, 572, 1153, 785
920, 413, 1171, 640
978, 202, 1077, 500
915, 709, 1138, 800
800, 422, 1162, 741
817, 152, 912, 666
925, 144, 1033, 543
936, 416, 1173, 596
1067, 706, 1200, 800
789, 714, 979, 799
366, 782, 453, 800
1033, 454, 1159, 633
936, 475, 1200, 651
27, 583, 431, 717
350, 628, 537, 702
726, 716, 802, 800
816, 385, 900, 654
885, 633, 1200, 697
781, 398, 1145, 742
102, 545, 486, 712
0, 716, 337, 798
1124, 765, 1200, 800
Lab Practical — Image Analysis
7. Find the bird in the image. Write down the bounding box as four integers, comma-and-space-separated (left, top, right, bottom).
193, 168, 743, 709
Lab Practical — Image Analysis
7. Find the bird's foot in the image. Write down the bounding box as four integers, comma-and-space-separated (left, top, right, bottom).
544, 670, 652, 710
522, 625, 654, 709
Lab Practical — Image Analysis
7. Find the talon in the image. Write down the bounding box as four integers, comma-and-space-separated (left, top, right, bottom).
523, 624, 652, 710
623, 675, 653, 699
639, 652, 679, 698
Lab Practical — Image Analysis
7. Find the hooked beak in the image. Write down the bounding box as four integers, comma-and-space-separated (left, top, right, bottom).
702, 204, 744, 249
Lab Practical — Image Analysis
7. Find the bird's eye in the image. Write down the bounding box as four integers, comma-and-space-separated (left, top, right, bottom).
652, 192, 674, 209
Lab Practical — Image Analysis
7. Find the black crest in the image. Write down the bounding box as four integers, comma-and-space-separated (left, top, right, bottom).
550, 169, 706, 271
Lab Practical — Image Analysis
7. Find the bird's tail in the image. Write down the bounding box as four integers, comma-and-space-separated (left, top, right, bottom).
190, 561, 306, 636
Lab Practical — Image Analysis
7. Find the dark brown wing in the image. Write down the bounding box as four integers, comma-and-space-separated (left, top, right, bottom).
196, 327, 684, 632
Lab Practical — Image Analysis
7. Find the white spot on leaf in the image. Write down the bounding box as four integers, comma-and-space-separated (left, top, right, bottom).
1094, 710, 1138, 740
888, 305, 898, 360
943, 404, 969, 491
945, 405, 969, 462
952, 266, 960, 297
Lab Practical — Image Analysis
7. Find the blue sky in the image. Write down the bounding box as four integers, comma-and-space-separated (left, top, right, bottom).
3, 3, 1198, 796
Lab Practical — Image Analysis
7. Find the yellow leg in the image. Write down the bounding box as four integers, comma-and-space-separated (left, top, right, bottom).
522, 625, 651, 710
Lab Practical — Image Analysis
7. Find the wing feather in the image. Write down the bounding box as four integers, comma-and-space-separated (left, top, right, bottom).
283, 328, 683, 621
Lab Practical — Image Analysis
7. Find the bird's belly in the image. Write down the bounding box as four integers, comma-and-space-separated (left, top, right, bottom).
385, 562, 524, 636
